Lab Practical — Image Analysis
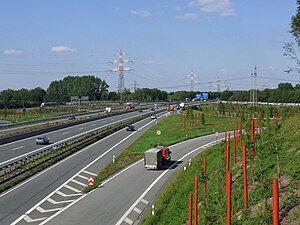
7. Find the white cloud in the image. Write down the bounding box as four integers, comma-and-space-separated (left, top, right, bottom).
188, 0, 235, 16
2, 49, 24, 55
130, 10, 151, 17
176, 13, 199, 20
51, 45, 77, 53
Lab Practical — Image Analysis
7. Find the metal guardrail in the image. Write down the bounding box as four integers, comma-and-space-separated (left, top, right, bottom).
0, 109, 164, 178
0, 106, 125, 130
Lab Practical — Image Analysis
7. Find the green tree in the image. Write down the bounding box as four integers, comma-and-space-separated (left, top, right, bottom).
284, 1, 300, 72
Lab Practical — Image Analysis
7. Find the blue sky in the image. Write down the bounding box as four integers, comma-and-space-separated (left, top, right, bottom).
0, 0, 299, 92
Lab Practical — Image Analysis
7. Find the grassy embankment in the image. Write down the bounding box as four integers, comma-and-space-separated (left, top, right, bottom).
141, 113, 300, 224
85, 112, 236, 192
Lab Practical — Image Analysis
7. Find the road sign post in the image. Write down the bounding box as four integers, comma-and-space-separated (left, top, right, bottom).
215, 132, 218, 143
88, 177, 94, 186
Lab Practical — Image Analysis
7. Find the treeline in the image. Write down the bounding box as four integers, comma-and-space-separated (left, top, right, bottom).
0, 77, 299, 109
219, 83, 300, 103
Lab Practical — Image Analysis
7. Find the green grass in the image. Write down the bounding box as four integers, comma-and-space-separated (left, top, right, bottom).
84, 113, 236, 192
140, 113, 300, 225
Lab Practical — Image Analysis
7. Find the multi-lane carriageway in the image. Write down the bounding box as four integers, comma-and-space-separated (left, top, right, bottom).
0, 107, 226, 225
0, 108, 161, 224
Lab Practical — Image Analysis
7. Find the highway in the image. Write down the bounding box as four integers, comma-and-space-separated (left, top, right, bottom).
0, 111, 166, 225
10, 133, 222, 225
0, 109, 155, 166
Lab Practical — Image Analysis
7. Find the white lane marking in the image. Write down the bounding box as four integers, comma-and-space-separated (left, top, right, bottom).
115, 139, 222, 225
124, 217, 133, 225
77, 174, 89, 180
0, 110, 120, 148
78, 127, 84, 130
10, 116, 164, 225
36, 206, 63, 213
56, 191, 82, 197
82, 170, 97, 177
100, 159, 143, 187
91, 124, 96, 126
62, 132, 69, 135
23, 215, 47, 223
0, 110, 148, 165
64, 184, 82, 193
2, 115, 156, 199
141, 199, 149, 205
42, 159, 144, 225
133, 207, 142, 214
71, 179, 86, 187
11, 146, 24, 151
47, 197, 75, 205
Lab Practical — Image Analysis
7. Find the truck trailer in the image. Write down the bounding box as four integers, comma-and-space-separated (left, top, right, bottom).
144, 146, 171, 170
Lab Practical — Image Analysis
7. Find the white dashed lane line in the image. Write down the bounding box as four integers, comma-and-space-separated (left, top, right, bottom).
11, 146, 24, 151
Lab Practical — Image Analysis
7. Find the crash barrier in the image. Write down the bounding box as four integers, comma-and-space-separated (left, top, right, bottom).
0, 110, 164, 186
0, 106, 125, 131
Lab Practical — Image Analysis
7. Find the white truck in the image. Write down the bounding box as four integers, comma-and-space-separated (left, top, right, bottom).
144, 146, 171, 170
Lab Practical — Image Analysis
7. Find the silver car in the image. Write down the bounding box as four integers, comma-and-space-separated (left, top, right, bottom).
36, 136, 50, 145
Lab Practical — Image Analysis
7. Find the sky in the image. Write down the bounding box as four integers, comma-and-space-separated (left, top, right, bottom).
0, 0, 299, 93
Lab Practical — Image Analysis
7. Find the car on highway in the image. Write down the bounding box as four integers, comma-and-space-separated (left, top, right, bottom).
150, 115, 157, 119
68, 115, 76, 120
151, 108, 155, 111
138, 109, 143, 112
126, 125, 135, 131
36, 136, 50, 145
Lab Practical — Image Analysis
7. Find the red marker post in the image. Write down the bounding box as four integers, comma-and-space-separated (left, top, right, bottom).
272, 180, 279, 225
243, 146, 248, 209
251, 120, 255, 158
240, 123, 243, 148
204, 156, 207, 199
234, 129, 237, 164
188, 194, 193, 225
227, 172, 232, 225
194, 175, 198, 225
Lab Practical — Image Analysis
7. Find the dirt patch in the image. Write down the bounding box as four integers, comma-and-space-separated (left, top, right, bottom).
281, 204, 300, 225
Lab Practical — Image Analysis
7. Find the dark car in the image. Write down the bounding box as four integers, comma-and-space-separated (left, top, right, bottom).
151, 108, 155, 111
36, 136, 50, 145
126, 125, 135, 131
68, 115, 76, 120
138, 109, 143, 112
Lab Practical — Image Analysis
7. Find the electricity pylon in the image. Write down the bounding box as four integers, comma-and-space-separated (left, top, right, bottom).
109, 49, 133, 101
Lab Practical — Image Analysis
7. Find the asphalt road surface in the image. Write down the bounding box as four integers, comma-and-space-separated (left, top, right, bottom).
12, 133, 223, 225
0, 109, 157, 166
0, 112, 167, 225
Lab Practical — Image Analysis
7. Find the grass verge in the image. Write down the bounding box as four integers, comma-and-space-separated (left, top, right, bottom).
140, 114, 300, 224
84, 113, 236, 192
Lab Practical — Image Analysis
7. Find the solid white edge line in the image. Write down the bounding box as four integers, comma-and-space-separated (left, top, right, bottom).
9, 115, 161, 224
0, 110, 155, 166
0, 110, 143, 149
115, 139, 223, 225
0, 114, 158, 199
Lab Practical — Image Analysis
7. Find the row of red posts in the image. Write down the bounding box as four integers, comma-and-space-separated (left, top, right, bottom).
187, 112, 280, 225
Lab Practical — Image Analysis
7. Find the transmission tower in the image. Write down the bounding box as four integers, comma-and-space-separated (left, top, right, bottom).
110, 49, 133, 101
133, 80, 138, 92
186, 69, 197, 92
250, 67, 257, 107
216, 77, 221, 92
